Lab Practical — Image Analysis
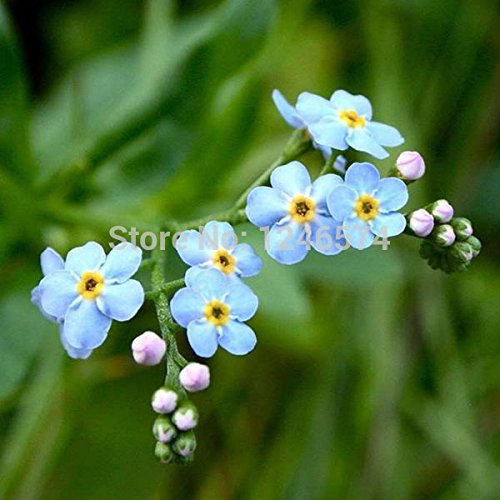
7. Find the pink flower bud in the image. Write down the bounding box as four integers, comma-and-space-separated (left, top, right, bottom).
172, 404, 198, 431
432, 200, 454, 223
179, 363, 210, 392
409, 209, 434, 237
151, 388, 178, 414
396, 151, 425, 180
434, 224, 456, 247
131, 331, 166, 366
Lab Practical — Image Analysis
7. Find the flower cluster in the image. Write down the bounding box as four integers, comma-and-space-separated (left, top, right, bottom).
32, 242, 144, 358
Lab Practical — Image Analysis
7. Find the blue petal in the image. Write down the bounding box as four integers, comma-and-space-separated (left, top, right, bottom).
31, 286, 58, 323
186, 320, 219, 358
346, 130, 389, 159
186, 268, 230, 301
327, 185, 357, 221
39, 270, 78, 318
366, 121, 404, 147
202, 221, 238, 250
246, 186, 288, 227
342, 216, 375, 250
100, 243, 142, 284
344, 162, 380, 194
370, 213, 407, 237
41, 248, 64, 276
310, 214, 344, 255
219, 320, 257, 356
63, 298, 112, 350
296, 92, 332, 124
60, 326, 93, 359
184, 266, 205, 287
329, 90, 373, 119
267, 221, 309, 265
170, 287, 205, 328
231, 243, 262, 277
175, 229, 212, 266
65, 241, 106, 275
315, 143, 332, 159
375, 178, 409, 212
272, 89, 305, 128
97, 280, 144, 321
270, 161, 311, 197
226, 282, 258, 321
310, 173, 344, 209
333, 155, 347, 173
308, 120, 348, 150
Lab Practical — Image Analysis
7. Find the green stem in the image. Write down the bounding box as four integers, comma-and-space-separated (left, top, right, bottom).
145, 278, 185, 301
319, 153, 337, 176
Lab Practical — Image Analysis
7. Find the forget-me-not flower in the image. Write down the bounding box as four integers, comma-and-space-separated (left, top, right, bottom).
246, 161, 346, 264
37, 242, 144, 353
175, 221, 262, 281
326, 162, 408, 249
296, 90, 404, 159
170, 268, 258, 358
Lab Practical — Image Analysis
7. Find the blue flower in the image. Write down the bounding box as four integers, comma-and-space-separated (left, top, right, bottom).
36, 242, 144, 355
296, 90, 404, 159
326, 162, 408, 250
170, 268, 258, 358
175, 221, 262, 281
272, 89, 332, 159
246, 161, 346, 264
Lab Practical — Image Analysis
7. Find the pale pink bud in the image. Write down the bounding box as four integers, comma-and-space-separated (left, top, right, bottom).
131, 331, 166, 366
172, 404, 198, 431
179, 363, 210, 392
409, 209, 434, 237
396, 151, 426, 180
434, 224, 456, 247
151, 388, 178, 414
432, 200, 454, 223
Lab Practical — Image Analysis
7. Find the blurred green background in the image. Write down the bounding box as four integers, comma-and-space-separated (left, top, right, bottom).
1, 0, 499, 498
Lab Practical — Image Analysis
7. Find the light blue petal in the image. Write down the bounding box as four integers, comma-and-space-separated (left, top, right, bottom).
231, 243, 262, 277
202, 221, 238, 250
219, 321, 257, 356
184, 266, 206, 288
315, 143, 332, 159
226, 282, 258, 321
333, 155, 347, 174
308, 120, 348, 150
310, 214, 344, 255
100, 243, 142, 283
366, 121, 404, 147
39, 270, 78, 318
329, 90, 372, 119
186, 320, 219, 358
65, 241, 106, 275
370, 213, 407, 237
272, 89, 304, 128
342, 216, 375, 250
63, 298, 112, 350
267, 221, 309, 265
186, 268, 230, 301
170, 287, 205, 328
346, 130, 389, 159
270, 161, 311, 197
296, 92, 332, 124
41, 247, 64, 276
327, 185, 357, 221
246, 186, 288, 227
60, 325, 93, 359
375, 178, 409, 212
31, 286, 58, 323
175, 229, 212, 266
310, 173, 344, 209
97, 280, 144, 321
344, 162, 380, 194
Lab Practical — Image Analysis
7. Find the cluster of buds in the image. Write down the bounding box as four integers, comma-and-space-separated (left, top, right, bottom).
407, 201, 481, 273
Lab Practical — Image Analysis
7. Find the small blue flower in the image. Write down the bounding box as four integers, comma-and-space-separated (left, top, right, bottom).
296, 90, 404, 159
326, 162, 408, 250
246, 161, 346, 264
170, 268, 258, 358
37, 242, 144, 355
175, 221, 262, 281
272, 89, 332, 159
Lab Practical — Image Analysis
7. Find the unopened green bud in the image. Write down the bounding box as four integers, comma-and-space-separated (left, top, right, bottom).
153, 416, 177, 443
432, 224, 455, 247
155, 441, 174, 464
466, 236, 481, 257
449, 241, 474, 265
172, 430, 197, 458
450, 217, 473, 241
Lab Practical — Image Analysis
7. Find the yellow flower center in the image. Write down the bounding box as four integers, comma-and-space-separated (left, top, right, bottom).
212, 249, 236, 274
289, 195, 316, 223
76, 271, 105, 300
339, 109, 366, 128
355, 194, 379, 221
204, 300, 230, 327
